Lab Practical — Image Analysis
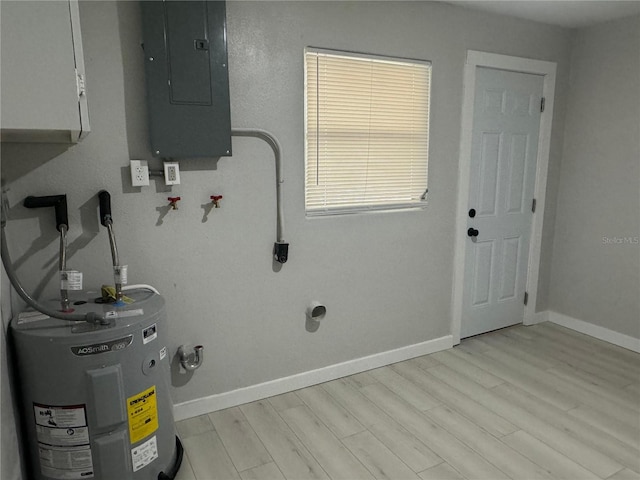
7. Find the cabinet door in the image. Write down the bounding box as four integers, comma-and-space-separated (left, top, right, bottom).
0, 0, 90, 143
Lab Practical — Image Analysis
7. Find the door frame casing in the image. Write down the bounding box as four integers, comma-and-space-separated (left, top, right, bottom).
451, 50, 557, 345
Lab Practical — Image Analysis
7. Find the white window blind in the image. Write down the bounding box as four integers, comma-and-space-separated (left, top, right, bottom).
305, 48, 431, 215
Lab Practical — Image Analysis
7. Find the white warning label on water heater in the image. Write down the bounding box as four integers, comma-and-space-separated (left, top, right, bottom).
33, 403, 94, 479
142, 323, 158, 345
39, 445, 93, 479
131, 435, 158, 472
60, 270, 83, 291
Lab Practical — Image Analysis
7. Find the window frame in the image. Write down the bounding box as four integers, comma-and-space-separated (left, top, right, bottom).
304, 47, 432, 217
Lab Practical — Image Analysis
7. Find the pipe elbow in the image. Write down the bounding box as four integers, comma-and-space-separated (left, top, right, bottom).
179, 345, 204, 371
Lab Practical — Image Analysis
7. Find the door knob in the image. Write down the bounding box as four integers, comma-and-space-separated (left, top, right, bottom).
467, 228, 479, 237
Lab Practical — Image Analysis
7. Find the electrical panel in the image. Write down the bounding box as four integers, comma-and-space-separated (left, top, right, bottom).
141, 0, 231, 158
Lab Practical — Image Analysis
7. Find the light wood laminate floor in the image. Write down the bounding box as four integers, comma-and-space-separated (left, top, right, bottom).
175, 322, 640, 480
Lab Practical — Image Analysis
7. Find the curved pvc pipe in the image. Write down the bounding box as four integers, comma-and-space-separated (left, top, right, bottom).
1, 227, 107, 325
231, 128, 285, 242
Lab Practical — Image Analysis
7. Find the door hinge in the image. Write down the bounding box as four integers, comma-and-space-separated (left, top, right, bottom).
532, 198, 537, 213
540, 97, 546, 112
524, 291, 529, 305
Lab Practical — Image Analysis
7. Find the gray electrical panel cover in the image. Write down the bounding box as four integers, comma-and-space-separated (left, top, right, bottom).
141, 0, 231, 158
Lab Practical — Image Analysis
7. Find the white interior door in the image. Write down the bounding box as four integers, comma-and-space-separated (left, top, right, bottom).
461, 67, 544, 339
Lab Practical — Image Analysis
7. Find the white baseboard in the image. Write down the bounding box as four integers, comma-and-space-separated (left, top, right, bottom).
173, 335, 453, 421
547, 311, 640, 353
525, 311, 549, 325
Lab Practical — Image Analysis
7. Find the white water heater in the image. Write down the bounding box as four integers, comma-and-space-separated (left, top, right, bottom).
9, 290, 182, 480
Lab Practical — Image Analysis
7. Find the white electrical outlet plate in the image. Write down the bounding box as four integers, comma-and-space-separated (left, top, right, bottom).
130, 160, 150, 186
164, 162, 180, 185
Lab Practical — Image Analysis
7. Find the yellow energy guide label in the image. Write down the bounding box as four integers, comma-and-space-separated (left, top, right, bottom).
127, 385, 158, 444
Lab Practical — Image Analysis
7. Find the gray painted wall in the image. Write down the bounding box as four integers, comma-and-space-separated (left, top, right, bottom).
1, 4, 572, 475
549, 15, 640, 339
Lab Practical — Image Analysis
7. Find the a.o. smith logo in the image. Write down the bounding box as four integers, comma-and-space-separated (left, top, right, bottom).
71, 335, 133, 356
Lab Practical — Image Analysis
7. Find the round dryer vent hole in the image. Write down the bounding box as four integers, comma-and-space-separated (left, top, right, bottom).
311, 306, 326, 318
306, 302, 327, 321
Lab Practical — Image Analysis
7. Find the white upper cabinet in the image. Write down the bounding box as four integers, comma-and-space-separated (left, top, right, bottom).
1, 1, 90, 143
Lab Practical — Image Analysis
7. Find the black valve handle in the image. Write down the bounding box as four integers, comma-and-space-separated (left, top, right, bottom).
23, 195, 68, 232
98, 190, 112, 227
467, 228, 479, 237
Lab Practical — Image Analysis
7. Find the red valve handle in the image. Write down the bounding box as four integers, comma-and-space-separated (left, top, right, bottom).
210, 195, 223, 208
168, 197, 181, 210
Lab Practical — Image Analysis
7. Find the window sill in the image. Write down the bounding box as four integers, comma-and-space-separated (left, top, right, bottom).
305, 202, 428, 218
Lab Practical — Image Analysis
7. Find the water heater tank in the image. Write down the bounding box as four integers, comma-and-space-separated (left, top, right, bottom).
9, 290, 182, 480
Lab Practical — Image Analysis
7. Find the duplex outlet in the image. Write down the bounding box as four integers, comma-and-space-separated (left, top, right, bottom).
130, 160, 150, 187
